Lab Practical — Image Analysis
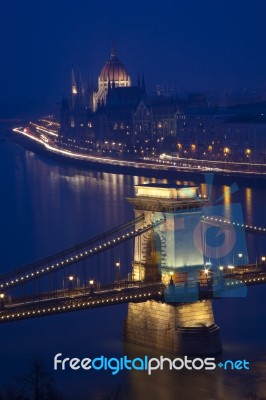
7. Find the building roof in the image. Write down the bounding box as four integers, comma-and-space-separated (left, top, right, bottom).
99, 48, 130, 83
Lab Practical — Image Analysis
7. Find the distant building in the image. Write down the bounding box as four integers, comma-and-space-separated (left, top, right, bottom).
59, 46, 181, 154
222, 116, 266, 163
133, 97, 178, 151
93, 46, 131, 111
176, 109, 266, 163
59, 47, 266, 163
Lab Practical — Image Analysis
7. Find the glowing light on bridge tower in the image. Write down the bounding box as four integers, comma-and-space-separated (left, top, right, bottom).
128, 184, 207, 284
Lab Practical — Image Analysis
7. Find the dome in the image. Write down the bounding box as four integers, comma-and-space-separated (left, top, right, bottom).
99, 48, 129, 83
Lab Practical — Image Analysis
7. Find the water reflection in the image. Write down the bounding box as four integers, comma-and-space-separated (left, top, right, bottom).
0, 141, 266, 399
245, 187, 252, 224
222, 185, 232, 220
124, 343, 266, 400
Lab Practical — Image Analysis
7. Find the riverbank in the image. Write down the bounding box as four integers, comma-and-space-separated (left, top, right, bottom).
11, 128, 266, 185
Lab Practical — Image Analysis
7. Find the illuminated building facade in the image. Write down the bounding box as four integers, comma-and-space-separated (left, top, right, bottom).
59, 47, 180, 153
133, 99, 178, 151
59, 47, 266, 163
93, 46, 131, 111
176, 111, 266, 163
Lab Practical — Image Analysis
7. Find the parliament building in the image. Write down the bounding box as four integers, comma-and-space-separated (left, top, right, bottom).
59, 46, 180, 155
59, 46, 266, 163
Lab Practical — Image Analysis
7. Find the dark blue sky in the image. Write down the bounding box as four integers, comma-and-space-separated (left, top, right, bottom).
1, 0, 266, 99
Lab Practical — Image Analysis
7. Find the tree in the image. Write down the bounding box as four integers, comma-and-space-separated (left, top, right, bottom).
19, 358, 63, 400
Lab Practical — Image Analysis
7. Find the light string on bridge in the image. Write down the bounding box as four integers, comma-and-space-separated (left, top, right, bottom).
2, 268, 266, 324
0, 289, 163, 324
0, 218, 165, 290
0, 214, 145, 281
225, 277, 266, 286
202, 215, 266, 233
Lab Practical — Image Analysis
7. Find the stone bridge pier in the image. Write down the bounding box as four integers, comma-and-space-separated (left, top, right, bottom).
125, 184, 222, 355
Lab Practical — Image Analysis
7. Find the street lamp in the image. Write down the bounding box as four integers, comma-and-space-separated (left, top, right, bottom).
237, 253, 244, 269
115, 262, 121, 284
256, 256, 266, 271
0, 293, 5, 308
89, 280, 94, 294
261, 256, 266, 271
203, 268, 212, 287
169, 271, 174, 286
228, 265, 234, 277
255, 256, 266, 269
68, 275, 74, 291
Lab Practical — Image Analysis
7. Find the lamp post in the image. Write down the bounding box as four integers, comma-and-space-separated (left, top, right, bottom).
115, 261, 121, 286
68, 275, 74, 292
238, 253, 243, 261
0, 293, 5, 308
228, 265, 234, 277
237, 253, 244, 272
169, 271, 174, 286
204, 268, 211, 289
256, 256, 266, 271
89, 280, 94, 295
204, 262, 212, 288
261, 256, 266, 272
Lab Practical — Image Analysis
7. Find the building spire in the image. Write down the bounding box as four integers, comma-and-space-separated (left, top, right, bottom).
77, 68, 85, 108
111, 40, 116, 59
86, 76, 94, 111
71, 67, 78, 109
71, 67, 77, 95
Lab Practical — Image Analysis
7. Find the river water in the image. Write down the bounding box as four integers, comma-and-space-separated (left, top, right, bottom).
0, 138, 266, 400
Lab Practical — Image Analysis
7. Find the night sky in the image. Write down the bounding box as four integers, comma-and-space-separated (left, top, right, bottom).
1, 0, 266, 100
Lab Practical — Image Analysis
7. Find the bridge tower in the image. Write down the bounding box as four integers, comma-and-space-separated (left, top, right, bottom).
125, 184, 222, 355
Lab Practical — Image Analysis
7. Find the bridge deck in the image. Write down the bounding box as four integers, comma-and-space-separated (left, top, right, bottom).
1, 267, 266, 324
0, 283, 164, 324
